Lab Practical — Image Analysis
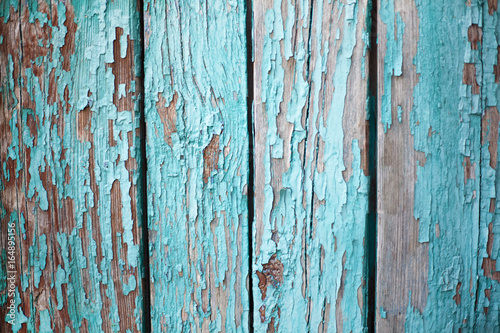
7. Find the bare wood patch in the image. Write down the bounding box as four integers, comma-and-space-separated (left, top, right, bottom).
203, 134, 220, 183
463, 63, 480, 94
468, 24, 482, 49
156, 92, 178, 147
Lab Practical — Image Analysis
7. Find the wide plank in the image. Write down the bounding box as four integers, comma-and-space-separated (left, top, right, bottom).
0, 1, 146, 331
377, 0, 483, 331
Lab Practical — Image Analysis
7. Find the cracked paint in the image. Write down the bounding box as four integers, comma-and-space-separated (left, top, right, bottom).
0, 1, 145, 331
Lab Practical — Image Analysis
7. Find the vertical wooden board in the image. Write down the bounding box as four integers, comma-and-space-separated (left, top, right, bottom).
377, 0, 482, 331
477, 1, 500, 330
252, 0, 372, 331
0, 1, 146, 331
143, 0, 249, 331
0, 1, 22, 330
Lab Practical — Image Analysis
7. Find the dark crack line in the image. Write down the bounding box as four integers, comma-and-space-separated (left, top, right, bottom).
302, 0, 316, 331
366, 0, 378, 331
138, 0, 152, 332
246, 0, 255, 331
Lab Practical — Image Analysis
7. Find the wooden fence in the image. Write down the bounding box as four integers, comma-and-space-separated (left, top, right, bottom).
1, 0, 499, 332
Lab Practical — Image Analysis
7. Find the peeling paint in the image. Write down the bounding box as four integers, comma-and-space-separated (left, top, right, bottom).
143, 0, 249, 331
253, 0, 371, 331
399, 0, 482, 330
0, 1, 145, 331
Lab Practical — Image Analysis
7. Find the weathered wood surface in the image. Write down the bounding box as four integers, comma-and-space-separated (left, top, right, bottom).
252, 0, 373, 331
478, 1, 500, 331
376, 0, 427, 331
0, 1, 146, 332
376, 0, 500, 331
7, 0, 500, 331
143, 0, 249, 331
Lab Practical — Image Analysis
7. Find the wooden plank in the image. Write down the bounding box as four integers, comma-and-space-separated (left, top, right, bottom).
477, 1, 500, 330
376, 0, 483, 331
143, 0, 249, 331
252, 0, 372, 331
0, 1, 146, 331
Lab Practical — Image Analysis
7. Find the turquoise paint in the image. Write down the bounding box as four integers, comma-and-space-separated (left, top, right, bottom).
380, 306, 387, 319
39, 309, 53, 333
1, 1, 145, 331
477, 0, 500, 330
11, 289, 28, 332
380, 1, 404, 133
404, 293, 424, 331
393, 0, 482, 330
144, 0, 249, 331
4, 0, 498, 330
254, 0, 370, 331
397, 105, 403, 124
123, 275, 137, 296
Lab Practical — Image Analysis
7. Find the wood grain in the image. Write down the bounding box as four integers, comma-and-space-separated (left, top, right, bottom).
477, 0, 500, 330
252, 0, 372, 331
143, 0, 249, 331
0, 1, 146, 331
376, 0, 484, 331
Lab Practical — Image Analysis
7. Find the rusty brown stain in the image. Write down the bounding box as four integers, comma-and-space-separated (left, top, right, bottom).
86, 143, 109, 332
110, 180, 123, 233
482, 222, 500, 282
484, 288, 491, 314
21, 7, 51, 72
467, 24, 482, 50
453, 282, 461, 305
108, 119, 117, 147
156, 92, 178, 147
106, 27, 137, 112
0, 7, 22, 106
1, 3, 141, 331
61, 3, 76, 72
0, 8, 24, 327
256, 254, 284, 301
64, 164, 71, 185
256, 271, 268, 300
267, 316, 276, 333
203, 134, 220, 183
25, 111, 38, 146
494, 47, 500, 83
489, 0, 498, 15
462, 157, 475, 184
463, 63, 480, 94
77, 105, 92, 141
416, 150, 427, 168
48, 67, 57, 105
259, 305, 266, 323
124, 130, 140, 248
485, 288, 491, 301
483, 107, 500, 169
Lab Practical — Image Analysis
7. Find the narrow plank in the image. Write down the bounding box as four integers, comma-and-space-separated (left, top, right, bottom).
0, 1, 146, 331
143, 0, 249, 331
252, 0, 372, 331
377, 0, 482, 331
0, 1, 23, 330
477, 1, 500, 330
